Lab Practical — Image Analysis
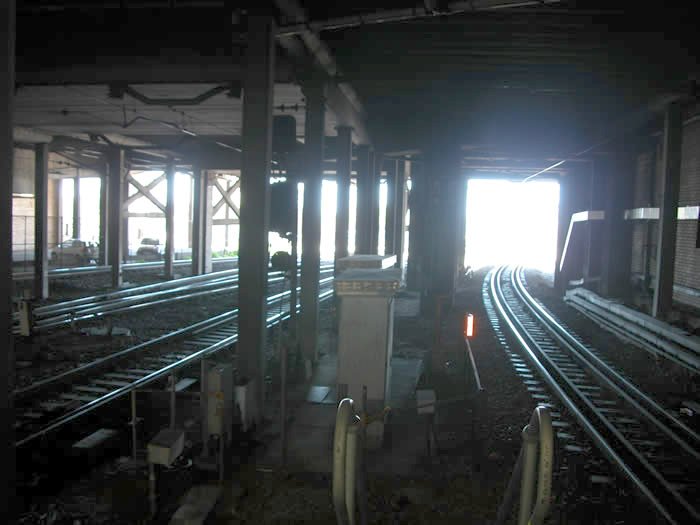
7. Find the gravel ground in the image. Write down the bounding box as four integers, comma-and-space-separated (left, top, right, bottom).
22, 266, 686, 523
196, 268, 539, 524
14, 270, 241, 391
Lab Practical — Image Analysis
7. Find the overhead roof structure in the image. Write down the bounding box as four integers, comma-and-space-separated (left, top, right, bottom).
12, 1, 698, 167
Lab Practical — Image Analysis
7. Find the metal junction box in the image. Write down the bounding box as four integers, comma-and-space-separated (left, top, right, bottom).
206, 363, 233, 439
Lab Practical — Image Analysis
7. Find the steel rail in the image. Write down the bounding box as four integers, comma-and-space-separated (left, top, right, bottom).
512, 266, 700, 453
12, 256, 239, 281
32, 265, 335, 330
15, 278, 334, 447
13, 308, 236, 401
34, 268, 241, 316
17, 269, 335, 399
34, 276, 244, 328
506, 268, 699, 523
34, 275, 250, 330
489, 266, 682, 525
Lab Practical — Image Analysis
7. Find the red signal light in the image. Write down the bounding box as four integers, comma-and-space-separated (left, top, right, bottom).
463, 313, 475, 338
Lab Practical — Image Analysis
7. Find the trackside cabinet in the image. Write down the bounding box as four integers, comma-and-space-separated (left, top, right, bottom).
335, 262, 400, 448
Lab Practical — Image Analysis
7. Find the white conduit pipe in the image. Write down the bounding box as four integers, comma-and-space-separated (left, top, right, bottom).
333, 398, 368, 525
519, 405, 554, 525
496, 405, 554, 525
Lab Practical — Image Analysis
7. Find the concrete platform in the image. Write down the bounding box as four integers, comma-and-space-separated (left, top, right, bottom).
259, 293, 429, 476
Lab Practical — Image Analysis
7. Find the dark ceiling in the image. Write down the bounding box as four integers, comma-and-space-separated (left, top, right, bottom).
14, 2, 699, 160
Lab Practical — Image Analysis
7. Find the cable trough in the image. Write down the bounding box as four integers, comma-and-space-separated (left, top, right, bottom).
14, 275, 335, 448
489, 265, 700, 525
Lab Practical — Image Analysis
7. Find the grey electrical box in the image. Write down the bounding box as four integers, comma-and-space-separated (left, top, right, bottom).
206, 363, 233, 439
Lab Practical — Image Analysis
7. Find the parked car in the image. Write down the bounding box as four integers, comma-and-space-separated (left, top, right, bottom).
136, 237, 163, 260
49, 239, 98, 266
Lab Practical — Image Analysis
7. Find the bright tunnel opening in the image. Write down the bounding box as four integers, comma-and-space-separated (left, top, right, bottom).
464, 178, 560, 274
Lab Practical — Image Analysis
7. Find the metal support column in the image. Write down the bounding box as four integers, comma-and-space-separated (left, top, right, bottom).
121, 171, 129, 265
652, 101, 682, 319
384, 159, 397, 256
370, 151, 382, 254
203, 172, 213, 273
334, 125, 352, 265
423, 145, 462, 313
406, 161, 425, 290
34, 143, 50, 299
108, 147, 125, 288
191, 165, 205, 275
394, 160, 408, 270
300, 78, 325, 365
99, 170, 108, 265
72, 170, 80, 239
1, 2, 16, 517
354, 145, 371, 254
164, 160, 175, 279
238, 12, 276, 418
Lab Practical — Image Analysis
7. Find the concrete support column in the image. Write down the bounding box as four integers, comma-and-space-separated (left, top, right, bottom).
99, 170, 108, 265
406, 161, 426, 290
107, 147, 125, 288
334, 125, 352, 265
455, 173, 467, 273
384, 159, 397, 256
394, 160, 408, 270
34, 143, 50, 299
72, 170, 80, 240
582, 161, 604, 283
238, 13, 276, 416
554, 173, 571, 292
1, 5, 15, 516
354, 144, 371, 254
652, 101, 682, 319
423, 146, 463, 314
600, 153, 633, 298
164, 160, 175, 279
555, 167, 591, 290
370, 151, 382, 254
300, 79, 326, 365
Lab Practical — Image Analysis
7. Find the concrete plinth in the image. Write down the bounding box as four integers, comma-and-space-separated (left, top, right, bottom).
335, 266, 400, 448
336, 254, 396, 272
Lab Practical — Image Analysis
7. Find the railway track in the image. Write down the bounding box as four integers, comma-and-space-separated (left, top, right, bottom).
14, 275, 334, 448
12, 256, 239, 281
29, 264, 334, 331
489, 265, 700, 525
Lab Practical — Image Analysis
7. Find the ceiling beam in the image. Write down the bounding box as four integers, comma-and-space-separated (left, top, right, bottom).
275, 0, 370, 145
16, 60, 296, 86
276, 1, 562, 36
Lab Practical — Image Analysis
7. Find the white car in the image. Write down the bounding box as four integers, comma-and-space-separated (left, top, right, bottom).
50, 239, 98, 266
136, 237, 163, 260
